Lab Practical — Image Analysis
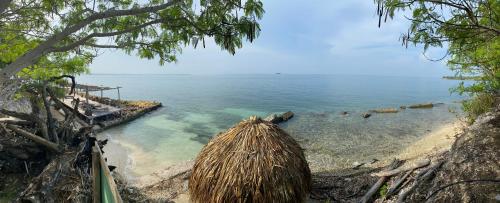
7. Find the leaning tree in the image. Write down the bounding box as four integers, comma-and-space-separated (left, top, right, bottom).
0, 0, 264, 81
375, 0, 499, 120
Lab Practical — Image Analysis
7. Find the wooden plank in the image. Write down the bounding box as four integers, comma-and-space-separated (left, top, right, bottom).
95, 141, 123, 203
92, 146, 101, 203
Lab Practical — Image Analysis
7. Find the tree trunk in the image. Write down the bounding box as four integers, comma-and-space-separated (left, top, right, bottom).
5, 124, 61, 153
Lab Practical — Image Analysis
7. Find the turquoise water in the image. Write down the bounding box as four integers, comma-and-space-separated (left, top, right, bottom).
78, 74, 464, 177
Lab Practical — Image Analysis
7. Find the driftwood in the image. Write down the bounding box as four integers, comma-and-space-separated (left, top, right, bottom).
386, 169, 414, 198
359, 159, 403, 203
396, 161, 443, 203
372, 159, 430, 177
18, 138, 92, 202
5, 124, 61, 153
0, 119, 34, 126
1, 76, 105, 201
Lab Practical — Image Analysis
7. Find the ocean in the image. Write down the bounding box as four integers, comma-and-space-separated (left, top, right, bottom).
78, 74, 465, 178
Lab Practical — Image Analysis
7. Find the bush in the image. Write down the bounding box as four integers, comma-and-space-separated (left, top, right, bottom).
462, 93, 496, 123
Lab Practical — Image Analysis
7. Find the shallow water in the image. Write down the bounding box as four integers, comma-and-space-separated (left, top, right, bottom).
78, 74, 465, 178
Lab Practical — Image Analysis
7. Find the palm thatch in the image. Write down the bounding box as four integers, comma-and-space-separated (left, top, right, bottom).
189, 116, 311, 203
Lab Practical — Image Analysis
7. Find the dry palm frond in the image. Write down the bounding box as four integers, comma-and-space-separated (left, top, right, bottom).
189, 116, 311, 203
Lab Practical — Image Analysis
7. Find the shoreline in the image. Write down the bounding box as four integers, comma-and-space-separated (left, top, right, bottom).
107, 120, 466, 182
370, 120, 465, 168
395, 120, 464, 160
116, 120, 467, 202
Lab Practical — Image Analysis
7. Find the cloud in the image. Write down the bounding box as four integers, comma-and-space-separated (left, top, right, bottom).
89, 0, 452, 77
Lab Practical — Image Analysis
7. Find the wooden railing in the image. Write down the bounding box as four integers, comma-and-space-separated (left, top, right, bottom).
92, 142, 123, 203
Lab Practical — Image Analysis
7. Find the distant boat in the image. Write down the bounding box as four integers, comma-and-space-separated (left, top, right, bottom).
275, 73, 281, 75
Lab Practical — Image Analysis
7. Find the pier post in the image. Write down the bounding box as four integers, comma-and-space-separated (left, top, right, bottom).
117, 87, 121, 101
85, 86, 89, 104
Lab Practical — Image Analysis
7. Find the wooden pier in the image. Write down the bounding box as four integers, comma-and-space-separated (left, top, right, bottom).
61, 94, 121, 122
61, 84, 123, 123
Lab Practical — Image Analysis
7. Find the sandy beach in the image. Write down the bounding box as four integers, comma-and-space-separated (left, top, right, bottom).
370, 120, 465, 169
396, 121, 465, 160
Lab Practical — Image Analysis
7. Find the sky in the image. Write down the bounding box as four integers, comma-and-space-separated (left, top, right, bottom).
89, 0, 451, 77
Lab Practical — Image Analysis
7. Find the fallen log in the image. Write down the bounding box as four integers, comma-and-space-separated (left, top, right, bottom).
386, 169, 413, 198
395, 161, 443, 203
5, 124, 61, 153
408, 103, 433, 109
372, 159, 430, 177
359, 159, 402, 203
0, 119, 34, 126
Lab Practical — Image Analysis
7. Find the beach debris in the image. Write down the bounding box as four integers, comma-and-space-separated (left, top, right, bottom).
264, 111, 295, 124
108, 165, 117, 172
362, 113, 372, 118
408, 103, 434, 109
372, 158, 430, 177
385, 169, 414, 198
189, 116, 311, 203
360, 159, 403, 203
370, 108, 399, 113
352, 161, 365, 169
4, 124, 62, 153
369, 158, 379, 164
396, 161, 444, 203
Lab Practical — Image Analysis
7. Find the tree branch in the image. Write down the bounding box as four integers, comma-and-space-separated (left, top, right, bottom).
51, 18, 166, 52
0, 0, 12, 15
0, 0, 180, 79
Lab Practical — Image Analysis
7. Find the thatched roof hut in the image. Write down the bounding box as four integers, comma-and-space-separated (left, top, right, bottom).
189, 116, 311, 203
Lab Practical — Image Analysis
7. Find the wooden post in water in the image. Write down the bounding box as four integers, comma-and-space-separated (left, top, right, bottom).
117, 87, 121, 102
85, 86, 89, 104
100, 88, 103, 99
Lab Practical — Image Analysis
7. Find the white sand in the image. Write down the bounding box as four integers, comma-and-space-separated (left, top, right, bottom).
396, 121, 465, 161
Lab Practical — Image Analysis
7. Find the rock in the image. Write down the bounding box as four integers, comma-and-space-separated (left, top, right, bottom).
282, 111, 294, 121
408, 103, 434, 109
108, 165, 117, 172
400, 106, 407, 109
264, 111, 294, 124
340, 111, 349, 115
264, 114, 282, 124
362, 113, 371, 118
370, 108, 399, 113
